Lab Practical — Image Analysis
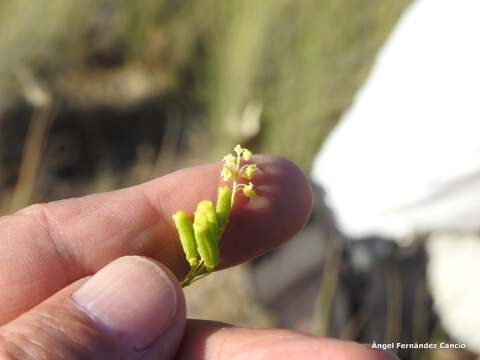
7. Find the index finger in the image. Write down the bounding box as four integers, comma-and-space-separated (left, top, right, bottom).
0, 155, 312, 323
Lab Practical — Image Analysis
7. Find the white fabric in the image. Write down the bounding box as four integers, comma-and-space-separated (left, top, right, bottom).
427, 234, 480, 352
311, 0, 480, 240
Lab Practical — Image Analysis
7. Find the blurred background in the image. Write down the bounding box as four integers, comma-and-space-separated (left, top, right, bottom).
0, 1, 477, 359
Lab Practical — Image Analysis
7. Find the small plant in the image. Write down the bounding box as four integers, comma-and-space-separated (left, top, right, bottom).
172, 145, 258, 287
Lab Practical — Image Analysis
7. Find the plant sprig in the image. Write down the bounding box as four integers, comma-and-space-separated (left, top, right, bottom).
172, 145, 257, 287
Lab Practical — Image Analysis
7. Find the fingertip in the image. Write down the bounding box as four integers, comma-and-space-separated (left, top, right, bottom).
0, 256, 187, 360
154, 154, 313, 271
177, 324, 399, 360
258, 155, 313, 227
72, 256, 186, 354
220, 155, 313, 266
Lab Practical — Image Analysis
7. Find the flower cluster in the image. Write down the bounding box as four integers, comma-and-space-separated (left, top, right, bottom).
172, 144, 259, 287
221, 144, 257, 200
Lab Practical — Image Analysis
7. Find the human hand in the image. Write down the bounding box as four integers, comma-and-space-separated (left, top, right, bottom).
0, 156, 396, 359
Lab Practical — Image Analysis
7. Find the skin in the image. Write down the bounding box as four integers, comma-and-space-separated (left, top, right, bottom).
0, 155, 396, 359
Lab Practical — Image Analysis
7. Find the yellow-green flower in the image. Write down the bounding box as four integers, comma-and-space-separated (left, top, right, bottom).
234, 144, 243, 156
223, 154, 236, 167
221, 166, 235, 181
242, 182, 256, 199
243, 164, 257, 180
242, 149, 252, 161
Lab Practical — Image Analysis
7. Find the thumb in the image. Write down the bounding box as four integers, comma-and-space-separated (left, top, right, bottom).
0, 256, 186, 360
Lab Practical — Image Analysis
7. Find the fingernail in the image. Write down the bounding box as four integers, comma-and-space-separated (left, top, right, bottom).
73, 256, 178, 350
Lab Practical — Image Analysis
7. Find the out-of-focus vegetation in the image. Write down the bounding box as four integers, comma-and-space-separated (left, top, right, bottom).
0, 0, 411, 212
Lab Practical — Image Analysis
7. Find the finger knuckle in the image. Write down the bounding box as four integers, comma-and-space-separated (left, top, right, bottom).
16, 203, 79, 280
0, 304, 102, 360
0, 327, 53, 360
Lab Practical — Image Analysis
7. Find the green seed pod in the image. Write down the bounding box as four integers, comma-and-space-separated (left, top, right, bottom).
216, 186, 232, 233
172, 211, 198, 267
198, 200, 219, 241
193, 204, 219, 272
